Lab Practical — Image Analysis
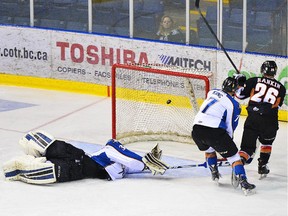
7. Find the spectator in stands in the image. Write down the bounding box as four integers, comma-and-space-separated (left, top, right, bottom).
156, 15, 184, 43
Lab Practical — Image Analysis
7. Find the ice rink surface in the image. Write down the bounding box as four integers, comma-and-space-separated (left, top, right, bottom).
0, 85, 287, 216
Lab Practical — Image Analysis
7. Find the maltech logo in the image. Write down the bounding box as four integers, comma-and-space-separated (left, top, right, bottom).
159, 54, 212, 71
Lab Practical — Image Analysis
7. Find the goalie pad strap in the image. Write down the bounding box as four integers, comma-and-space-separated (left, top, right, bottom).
19, 167, 56, 184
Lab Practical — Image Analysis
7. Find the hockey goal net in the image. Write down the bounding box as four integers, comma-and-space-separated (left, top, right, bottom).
111, 64, 213, 144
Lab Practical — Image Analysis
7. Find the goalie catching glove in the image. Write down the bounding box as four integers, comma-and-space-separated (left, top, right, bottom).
151, 143, 162, 160
142, 152, 169, 175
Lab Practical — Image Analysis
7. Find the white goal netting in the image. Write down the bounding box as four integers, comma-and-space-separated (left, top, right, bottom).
111, 64, 213, 144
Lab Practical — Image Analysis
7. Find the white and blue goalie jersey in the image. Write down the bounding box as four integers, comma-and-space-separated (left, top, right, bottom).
193, 88, 241, 138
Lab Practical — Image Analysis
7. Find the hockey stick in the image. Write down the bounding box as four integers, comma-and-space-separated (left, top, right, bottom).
238, 42, 248, 72
168, 159, 230, 170
186, 78, 199, 113
129, 159, 230, 175
195, 0, 240, 74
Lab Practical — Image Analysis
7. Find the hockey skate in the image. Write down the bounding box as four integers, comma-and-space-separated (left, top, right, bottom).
209, 164, 221, 184
151, 143, 162, 160
240, 177, 256, 196
231, 172, 256, 196
258, 158, 270, 179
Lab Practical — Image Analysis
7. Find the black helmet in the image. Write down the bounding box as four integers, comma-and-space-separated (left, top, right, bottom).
261, 60, 277, 76
222, 77, 237, 93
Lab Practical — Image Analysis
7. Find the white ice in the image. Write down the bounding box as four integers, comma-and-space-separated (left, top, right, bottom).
0, 86, 287, 216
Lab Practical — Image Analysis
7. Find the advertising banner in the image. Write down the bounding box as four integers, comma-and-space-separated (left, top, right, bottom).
50, 31, 216, 86
0, 27, 51, 77
0, 26, 287, 110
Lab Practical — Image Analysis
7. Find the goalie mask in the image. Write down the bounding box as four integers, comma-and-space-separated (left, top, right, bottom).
261, 60, 277, 76
19, 130, 55, 157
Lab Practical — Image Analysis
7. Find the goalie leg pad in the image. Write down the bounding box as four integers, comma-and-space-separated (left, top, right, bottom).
3, 155, 56, 184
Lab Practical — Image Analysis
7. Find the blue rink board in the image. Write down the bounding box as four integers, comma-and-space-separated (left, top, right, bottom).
70, 141, 232, 179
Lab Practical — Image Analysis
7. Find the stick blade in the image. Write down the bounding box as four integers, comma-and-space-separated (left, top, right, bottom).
195, 0, 200, 8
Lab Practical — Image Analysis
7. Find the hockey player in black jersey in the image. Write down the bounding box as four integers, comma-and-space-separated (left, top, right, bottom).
235, 60, 286, 179
2, 131, 167, 184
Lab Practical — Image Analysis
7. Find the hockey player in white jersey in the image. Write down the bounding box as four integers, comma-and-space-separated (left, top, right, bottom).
2, 131, 167, 184
191, 77, 255, 195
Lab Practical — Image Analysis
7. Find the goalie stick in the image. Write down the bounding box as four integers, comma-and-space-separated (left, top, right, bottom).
132, 158, 230, 175
195, 0, 240, 74
143, 153, 231, 171
168, 159, 230, 170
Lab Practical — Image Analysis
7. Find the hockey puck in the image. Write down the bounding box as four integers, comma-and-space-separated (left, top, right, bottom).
166, 100, 171, 104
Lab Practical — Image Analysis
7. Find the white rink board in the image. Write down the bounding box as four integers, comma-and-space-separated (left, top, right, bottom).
0, 25, 287, 112
0, 27, 51, 77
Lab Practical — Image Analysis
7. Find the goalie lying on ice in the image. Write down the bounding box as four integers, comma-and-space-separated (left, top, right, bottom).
2, 131, 168, 184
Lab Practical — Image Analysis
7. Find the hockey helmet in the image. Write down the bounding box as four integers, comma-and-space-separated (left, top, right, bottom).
19, 130, 55, 157
222, 77, 238, 93
261, 60, 277, 76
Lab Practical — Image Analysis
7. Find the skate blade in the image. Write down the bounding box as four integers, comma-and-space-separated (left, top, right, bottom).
231, 177, 240, 189
259, 174, 267, 180
232, 181, 239, 189
242, 188, 256, 196
231, 172, 240, 189
212, 178, 220, 186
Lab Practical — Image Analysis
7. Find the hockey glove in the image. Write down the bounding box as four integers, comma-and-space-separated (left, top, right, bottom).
142, 152, 169, 175
233, 74, 246, 87
150, 143, 162, 160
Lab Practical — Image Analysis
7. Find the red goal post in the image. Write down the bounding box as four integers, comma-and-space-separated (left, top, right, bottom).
111, 63, 213, 144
